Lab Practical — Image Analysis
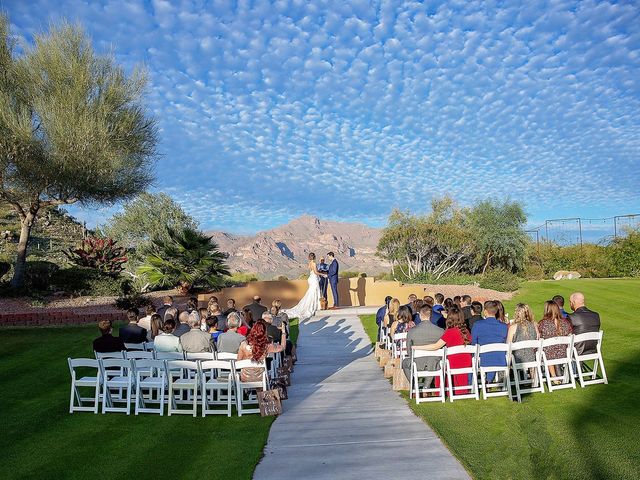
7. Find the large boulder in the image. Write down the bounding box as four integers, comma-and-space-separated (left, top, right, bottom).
553, 270, 582, 280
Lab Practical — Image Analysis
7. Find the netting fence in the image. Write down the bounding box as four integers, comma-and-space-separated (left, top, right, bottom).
526, 214, 640, 247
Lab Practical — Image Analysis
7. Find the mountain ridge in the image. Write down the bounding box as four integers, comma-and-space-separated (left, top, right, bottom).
206, 215, 388, 279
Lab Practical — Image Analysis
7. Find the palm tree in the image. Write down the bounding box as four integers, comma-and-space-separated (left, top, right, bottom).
137, 227, 229, 294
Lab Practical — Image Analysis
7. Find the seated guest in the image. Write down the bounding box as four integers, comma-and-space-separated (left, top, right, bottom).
173, 311, 191, 337
186, 297, 198, 313
237, 321, 286, 381
568, 292, 601, 355
224, 298, 238, 317
384, 298, 400, 329
402, 305, 444, 381
239, 308, 252, 336
539, 301, 573, 382
412, 299, 425, 325
507, 304, 539, 382
164, 306, 178, 322
468, 301, 483, 330
390, 306, 415, 348
553, 295, 568, 318
198, 308, 209, 330
242, 296, 268, 324
154, 318, 183, 352
208, 302, 226, 331
262, 312, 281, 343
431, 293, 445, 328
148, 313, 163, 340
461, 295, 473, 324
206, 316, 223, 343
422, 295, 434, 308
453, 295, 461, 307
93, 319, 125, 353
443, 297, 454, 313
180, 312, 213, 353
271, 299, 289, 329
207, 296, 219, 316
471, 301, 508, 381
217, 312, 246, 354
494, 300, 508, 324
376, 296, 393, 331
156, 295, 175, 321
404, 294, 418, 313
119, 309, 147, 344
138, 304, 155, 332
414, 308, 472, 394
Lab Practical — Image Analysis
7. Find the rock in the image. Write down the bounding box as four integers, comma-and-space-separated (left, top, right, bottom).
553, 270, 582, 280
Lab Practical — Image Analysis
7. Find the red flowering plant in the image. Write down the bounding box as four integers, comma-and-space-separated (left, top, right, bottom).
65, 237, 128, 277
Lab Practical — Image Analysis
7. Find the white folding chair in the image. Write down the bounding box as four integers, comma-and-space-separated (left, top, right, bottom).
411, 349, 446, 404
572, 331, 608, 388
392, 332, 408, 360
134, 359, 167, 415
94, 351, 124, 359
124, 343, 145, 351
100, 358, 134, 414
234, 359, 267, 416
185, 352, 216, 361
445, 345, 479, 402
542, 336, 576, 392
216, 352, 238, 360
125, 351, 154, 360
155, 351, 185, 361
68, 358, 102, 414
478, 343, 512, 400
510, 339, 545, 402
200, 360, 235, 417
143, 341, 155, 351
167, 360, 199, 416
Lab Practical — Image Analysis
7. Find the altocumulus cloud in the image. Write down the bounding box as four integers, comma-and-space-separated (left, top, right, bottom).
6, 0, 640, 232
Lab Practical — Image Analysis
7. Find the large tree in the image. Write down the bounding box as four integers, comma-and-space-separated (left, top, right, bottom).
0, 17, 157, 287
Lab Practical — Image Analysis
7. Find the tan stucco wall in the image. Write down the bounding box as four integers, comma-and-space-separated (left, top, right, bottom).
199, 277, 441, 309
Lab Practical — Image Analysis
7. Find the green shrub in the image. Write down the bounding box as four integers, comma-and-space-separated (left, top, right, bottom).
609, 229, 640, 277
339, 271, 360, 278
24, 261, 60, 290
0, 261, 10, 280
408, 272, 478, 285
50, 266, 124, 296
478, 268, 522, 292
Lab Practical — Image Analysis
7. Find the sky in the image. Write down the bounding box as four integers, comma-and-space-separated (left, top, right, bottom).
4, 0, 640, 234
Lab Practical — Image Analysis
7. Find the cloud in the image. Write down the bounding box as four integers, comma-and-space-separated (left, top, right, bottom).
7, 0, 640, 233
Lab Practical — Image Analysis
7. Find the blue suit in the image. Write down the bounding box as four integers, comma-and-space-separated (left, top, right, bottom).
327, 259, 339, 307
471, 317, 508, 381
431, 305, 445, 329
318, 261, 329, 298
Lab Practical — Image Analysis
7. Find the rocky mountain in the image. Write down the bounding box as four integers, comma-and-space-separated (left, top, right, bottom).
207, 215, 389, 279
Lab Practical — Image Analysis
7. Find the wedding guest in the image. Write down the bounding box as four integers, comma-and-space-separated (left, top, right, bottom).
224, 298, 238, 317
404, 294, 418, 313
471, 301, 508, 381
384, 298, 400, 328
390, 306, 415, 347
414, 309, 472, 394
507, 304, 539, 380
568, 292, 601, 355
186, 297, 198, 314
468, 301, 483, 330
137, 305, 155, 332
461, 295, 473, 324
119, 309, 147, 344
156, 296, 175, 321
432, 293, 445, 328
401, 305, 443, 382
240, 307, 254, 334
453, 295, 462, 308
154, 318, 182, 352
148, 313, 163, 340
262, 312, 281, 343
198, 308, 209, 330
216, 312, 246, 354
539, 301, 573, 382
495, 300, 508, 324
206, 316, 223, 343
180, 312, 212, 353
164, 307, 178, 322
423, 295, 434, 308
173, 311, 191, 337
237, 321, 286, 382
93, 319, 125, 353
553, 295, 569, 318
412, 299, 425, 325
376, 296, 393, 336
271, 299, 288, 328
207, 301, 227, 331
243, 296, 268, 323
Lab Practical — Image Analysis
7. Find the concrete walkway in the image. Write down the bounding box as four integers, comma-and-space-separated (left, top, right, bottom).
253, 313, 470, 480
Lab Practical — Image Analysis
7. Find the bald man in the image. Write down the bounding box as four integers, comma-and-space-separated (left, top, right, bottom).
568, 292, 601, 355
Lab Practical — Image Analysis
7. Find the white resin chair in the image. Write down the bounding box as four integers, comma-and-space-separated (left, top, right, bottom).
234, 359, 268, 416
167, 360, 200, 416
216, 352, 238, 360
185, 352, 215, 361
509, 339, 545, 402
94, 351, 124, 359
411, 349, 446, 404
392, 332, 408, 360
200, 360, 235, 417
478, 343, 512, 400
143, 341, 155, 351
572, 331, 608, 388
124, 343, 145, 351
445, 344, 480, 402
100, 358, 134, 414
542, 336, 576, 392
134, 359, 167, 415
125, 351, 154, 360
154, 351, 185, 361
68, 358, 102, 414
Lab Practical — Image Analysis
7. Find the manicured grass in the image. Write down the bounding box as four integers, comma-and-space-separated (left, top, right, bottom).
361, 278, 640, 480
0, 319, 299, 479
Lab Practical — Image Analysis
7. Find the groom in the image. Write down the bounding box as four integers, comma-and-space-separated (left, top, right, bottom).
326, 252, 339, 309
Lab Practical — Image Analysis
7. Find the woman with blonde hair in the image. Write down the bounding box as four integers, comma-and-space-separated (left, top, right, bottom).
507, 304, 539, 381
384, 298, 400, 328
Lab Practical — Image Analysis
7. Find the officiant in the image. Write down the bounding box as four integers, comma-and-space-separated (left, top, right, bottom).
318, 256, 329, 299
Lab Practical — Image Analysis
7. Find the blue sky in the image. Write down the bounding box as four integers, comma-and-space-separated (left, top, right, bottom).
5, 0, 640, 234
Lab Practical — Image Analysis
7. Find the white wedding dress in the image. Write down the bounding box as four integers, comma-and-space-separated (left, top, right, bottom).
282, 265, 321, 321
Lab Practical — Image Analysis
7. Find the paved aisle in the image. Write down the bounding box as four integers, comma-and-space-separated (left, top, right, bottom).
253, 312, 470, 480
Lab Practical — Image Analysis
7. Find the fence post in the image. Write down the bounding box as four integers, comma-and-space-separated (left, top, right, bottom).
578, 218, 583, 247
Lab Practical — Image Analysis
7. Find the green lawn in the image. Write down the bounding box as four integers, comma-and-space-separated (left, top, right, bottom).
0, 319, 298, 479
360, 278, 640, 480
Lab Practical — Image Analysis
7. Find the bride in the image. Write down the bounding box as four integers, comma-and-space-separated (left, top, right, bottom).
282, 253, 327, 321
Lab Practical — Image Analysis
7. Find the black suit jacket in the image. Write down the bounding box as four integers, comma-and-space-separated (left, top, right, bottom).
243, 302, 267, 323
118, 323, 148, 344
157, 304, 177, 321
93, 334, 125, 353
568, 307, 601, 355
